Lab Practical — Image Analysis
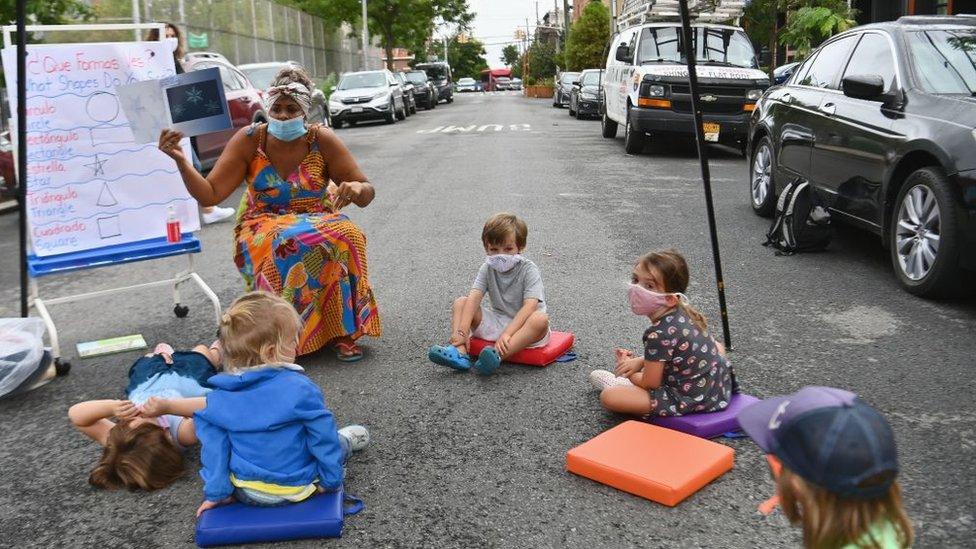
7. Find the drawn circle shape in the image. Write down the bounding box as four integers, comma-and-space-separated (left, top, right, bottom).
86, 92, 120, 123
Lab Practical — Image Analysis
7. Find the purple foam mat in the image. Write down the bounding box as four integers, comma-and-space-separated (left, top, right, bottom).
650, 393, 759, 439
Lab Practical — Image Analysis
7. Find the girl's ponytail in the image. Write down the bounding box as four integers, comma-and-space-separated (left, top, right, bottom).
679, 301, 708, 332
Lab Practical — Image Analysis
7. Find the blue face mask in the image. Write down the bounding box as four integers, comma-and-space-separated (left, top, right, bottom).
267, 116, 307, 141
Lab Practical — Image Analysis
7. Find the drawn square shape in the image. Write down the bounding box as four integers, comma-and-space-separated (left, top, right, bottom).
566, 421, 734, 507
97, 215, 122, 239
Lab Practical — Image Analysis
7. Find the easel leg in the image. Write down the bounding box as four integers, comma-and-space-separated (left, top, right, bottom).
30, 278, 61, 360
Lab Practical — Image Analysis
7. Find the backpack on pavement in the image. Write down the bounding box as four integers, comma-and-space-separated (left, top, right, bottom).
763, 178, 832, 255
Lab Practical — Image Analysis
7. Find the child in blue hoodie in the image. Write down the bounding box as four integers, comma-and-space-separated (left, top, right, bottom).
193, 291, 369, 517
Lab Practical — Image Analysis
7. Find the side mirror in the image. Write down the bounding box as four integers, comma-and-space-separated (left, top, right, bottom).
572, 80, 581, 87
615, 43, 630, 62
842, 74, 885, 100
390, 82, 398, 87
330, 86, 337, 92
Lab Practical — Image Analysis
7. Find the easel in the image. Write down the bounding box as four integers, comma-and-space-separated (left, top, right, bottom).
4, 22, 222, 371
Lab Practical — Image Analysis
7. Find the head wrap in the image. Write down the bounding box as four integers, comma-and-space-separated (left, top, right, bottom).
264, 82, 311, 117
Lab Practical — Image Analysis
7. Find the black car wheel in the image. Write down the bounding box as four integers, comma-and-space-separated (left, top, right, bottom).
623, 103, 644, 155
601, 110, 618, 138
332, 119, 344, 129
569, 98, 576, 117
889, 167, 964, 297
750, 136, 776, 217
386, 101, 396, 124
395, 102, 406, 121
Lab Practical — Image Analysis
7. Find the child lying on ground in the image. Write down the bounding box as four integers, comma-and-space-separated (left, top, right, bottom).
68, 342, 221, 490
738, 386, 914, 549
194, 291, 368, 517
428, 212, 550, 374
590, 249, 734, 417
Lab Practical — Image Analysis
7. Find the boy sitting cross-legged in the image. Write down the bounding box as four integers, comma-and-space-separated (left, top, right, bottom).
428, 213, 550, 375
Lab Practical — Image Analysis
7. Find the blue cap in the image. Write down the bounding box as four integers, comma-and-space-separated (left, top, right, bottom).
737, 386, 899, 500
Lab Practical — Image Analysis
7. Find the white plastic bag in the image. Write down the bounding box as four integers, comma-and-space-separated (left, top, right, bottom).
0, 317, 46, 398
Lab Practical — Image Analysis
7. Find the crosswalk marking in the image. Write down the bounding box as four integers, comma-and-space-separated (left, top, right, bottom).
416, 123, 533, 134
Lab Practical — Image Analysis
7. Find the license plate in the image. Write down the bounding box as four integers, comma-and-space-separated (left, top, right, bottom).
351, 107, 363, 113
703, 122, 720, 142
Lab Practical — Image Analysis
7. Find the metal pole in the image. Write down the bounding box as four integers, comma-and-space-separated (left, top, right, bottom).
361, 0, 369, 70
562, 0, 571, 50
131, 0, 141, 41
677, 0, 733, 349
444, 34, 448, 64
16, 0, 27, 316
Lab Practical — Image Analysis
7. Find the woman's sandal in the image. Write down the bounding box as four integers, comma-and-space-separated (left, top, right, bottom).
428, 345, 472, 371
334, 341, 364, 363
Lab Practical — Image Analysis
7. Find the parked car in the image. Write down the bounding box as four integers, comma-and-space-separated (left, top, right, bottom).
456, 77, 479, 92
238, 61, 329, 126
510, 77, 523, 91
393, 72, 418, 115
328, 70, 407, 127
601, 21, 768, 154
415, 62, 454, 103
495, 76, 512, 90
553, 71, 580, 107
569, 69, 604, 119
404, 70, 438, 109
182, 56, 266, 169
772, 61, 800, 85
748, 16, 976, 297
183, 51, 230, 64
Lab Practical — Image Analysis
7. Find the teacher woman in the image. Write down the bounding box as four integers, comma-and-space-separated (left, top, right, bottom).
158, 67, 380, 361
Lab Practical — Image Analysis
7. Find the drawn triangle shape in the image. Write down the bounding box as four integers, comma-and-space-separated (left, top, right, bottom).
97, 182, 118, 207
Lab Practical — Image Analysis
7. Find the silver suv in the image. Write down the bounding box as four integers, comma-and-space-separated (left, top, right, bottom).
328, 70, 407, 128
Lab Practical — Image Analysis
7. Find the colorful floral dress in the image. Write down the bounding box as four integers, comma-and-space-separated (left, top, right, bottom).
234, 124, 381, 354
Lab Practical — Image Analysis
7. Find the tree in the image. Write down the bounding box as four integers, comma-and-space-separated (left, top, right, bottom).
301, 0, 474, 71
523, 40, 558, 82
743, 0, 856, 75
501, 43, 520, 68
0, 0, 92, 26
415, 36, 487, 78
564, 0, 610, 71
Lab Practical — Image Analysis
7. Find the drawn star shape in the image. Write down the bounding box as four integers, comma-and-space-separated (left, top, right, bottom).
185, 86, 204, 104
84, 154, 108, 177
172, 104, 185, 117
205, 100, 220, 113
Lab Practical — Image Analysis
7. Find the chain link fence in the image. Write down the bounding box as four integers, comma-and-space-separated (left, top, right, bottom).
91, 0, 383, 82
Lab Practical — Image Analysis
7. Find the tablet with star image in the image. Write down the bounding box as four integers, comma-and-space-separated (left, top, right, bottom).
161, 67, 232, 137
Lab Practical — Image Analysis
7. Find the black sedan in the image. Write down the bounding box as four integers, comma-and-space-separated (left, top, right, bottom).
748, 16, 976, 297
569, 69, 604, 119
553, 71, 580, 108
403, 70, 438, 110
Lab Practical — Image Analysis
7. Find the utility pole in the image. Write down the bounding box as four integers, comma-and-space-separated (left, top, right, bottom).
361, 0, 369, 70
562, 0, 571, 49
444, 34, 448, 64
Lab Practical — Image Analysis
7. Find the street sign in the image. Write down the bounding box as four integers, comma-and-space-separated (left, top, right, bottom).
188, 31, 208, 48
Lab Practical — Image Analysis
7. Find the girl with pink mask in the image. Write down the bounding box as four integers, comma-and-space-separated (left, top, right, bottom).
589, 249, 735, 418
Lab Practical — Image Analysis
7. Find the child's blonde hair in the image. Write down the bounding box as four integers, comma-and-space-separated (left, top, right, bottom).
482, 212, 528, 249
219, 291, 302, 371
636, 249, 708, 331
777, 467, 914, 549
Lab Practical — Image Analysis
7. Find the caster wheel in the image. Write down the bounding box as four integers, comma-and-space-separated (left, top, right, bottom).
55, 358, 71, 376
174, 304, 189, 318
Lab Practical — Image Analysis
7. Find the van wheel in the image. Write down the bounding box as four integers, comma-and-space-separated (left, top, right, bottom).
889, 167, 964, 297
623, 104, 644, 155
750, 136, 776, 217
601, 111, 618, 138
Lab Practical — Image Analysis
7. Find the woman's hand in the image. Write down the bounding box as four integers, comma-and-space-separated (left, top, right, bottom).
614, 357, 643, 378
332, 181, 367, 209
113, 400, 139, 420
196, 497, 234, 518
140, 397, 169, 418
157, 129, 188, 164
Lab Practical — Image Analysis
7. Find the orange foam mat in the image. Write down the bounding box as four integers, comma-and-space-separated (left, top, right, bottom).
566, 421, 735, 506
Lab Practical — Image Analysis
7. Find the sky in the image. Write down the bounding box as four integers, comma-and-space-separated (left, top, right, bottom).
468, 0, 553, 69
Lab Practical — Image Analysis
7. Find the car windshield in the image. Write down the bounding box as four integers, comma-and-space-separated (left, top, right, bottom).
405, 72, 428, 84
637, 26, 757, 68
581, 71, 602, 85
907, 29, 976, 95
497, 77, 510, 82
459, 78, 475, 84
561, 73, 580, 83
240, 66, 286, 91
419, 65, 447, 80
338, 72, 387, 90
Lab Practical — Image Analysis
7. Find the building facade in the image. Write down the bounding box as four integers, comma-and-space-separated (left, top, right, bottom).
854, 0, 976, 24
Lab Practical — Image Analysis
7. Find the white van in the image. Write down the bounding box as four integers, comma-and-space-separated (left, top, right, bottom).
601, 21, 769, 154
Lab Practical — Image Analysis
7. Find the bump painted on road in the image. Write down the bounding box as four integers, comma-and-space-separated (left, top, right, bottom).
819, 305, 901, 344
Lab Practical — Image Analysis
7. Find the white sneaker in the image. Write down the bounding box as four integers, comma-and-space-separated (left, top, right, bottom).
338, 425, 370, 452
201, 206, 236, 225
589, 369, 635, 391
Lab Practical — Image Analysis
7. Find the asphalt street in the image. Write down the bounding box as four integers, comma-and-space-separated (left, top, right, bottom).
1, 90, 974, 548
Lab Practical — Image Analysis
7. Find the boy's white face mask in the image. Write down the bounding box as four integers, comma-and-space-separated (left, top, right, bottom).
165, 37, 179, 53
486, 254, 523, 273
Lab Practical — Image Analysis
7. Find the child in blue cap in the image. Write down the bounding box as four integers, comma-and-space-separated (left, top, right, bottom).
738, 386, 914, 549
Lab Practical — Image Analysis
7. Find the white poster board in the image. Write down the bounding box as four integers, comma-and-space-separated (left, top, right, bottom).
1, 40, 200, 257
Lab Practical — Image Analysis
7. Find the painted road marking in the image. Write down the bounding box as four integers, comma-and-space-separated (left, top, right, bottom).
416, 124, 532, 134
